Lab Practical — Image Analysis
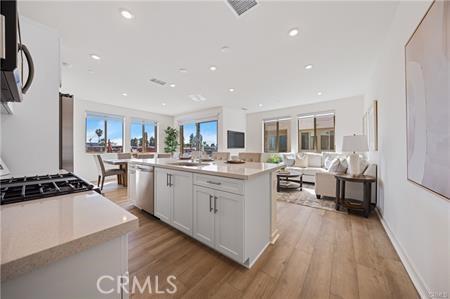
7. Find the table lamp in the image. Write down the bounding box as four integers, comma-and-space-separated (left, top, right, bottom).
342, 135, 369, 176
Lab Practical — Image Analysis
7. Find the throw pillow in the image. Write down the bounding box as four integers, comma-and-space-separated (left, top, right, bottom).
340, 158, 348, 173
324, 156, 333, 170
328, 158, 341, 173
295, 154, 308, 167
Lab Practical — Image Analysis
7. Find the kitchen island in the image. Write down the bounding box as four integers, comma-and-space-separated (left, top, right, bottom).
1, 191, 138, 299
128, 158, 282, 267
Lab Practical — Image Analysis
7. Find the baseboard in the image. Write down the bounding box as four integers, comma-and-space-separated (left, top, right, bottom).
375, 208, 430, 299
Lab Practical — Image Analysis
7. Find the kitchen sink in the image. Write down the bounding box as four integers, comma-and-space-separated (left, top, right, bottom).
168, 161, 210, 167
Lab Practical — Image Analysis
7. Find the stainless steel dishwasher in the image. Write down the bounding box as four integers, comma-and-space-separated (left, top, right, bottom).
135, 165, 154, 214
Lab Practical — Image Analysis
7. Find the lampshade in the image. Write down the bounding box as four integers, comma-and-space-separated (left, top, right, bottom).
342, 135, 369, 152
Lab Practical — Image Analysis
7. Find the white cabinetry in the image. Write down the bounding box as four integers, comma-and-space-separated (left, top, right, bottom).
155, 168, 193, 235
154, 167, 271, 267
193, 185, 244, 263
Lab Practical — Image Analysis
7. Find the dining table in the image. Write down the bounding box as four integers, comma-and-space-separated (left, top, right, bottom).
102, 158, 131, 187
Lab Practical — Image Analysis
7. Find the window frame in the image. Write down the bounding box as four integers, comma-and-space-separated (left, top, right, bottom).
179, 119, 218, 154
85, 112, 124, 153
130, 119, 158, 153
297, 113, 335, 153
263, 118, 292, 153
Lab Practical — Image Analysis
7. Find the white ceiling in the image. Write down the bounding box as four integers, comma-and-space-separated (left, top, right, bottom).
19, 1, 398, 116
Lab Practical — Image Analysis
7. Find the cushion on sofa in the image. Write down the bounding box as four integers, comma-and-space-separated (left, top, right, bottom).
324, 156, 333, 170
295, 154, 308, 167
301, 167, 327, 176
304, 152, 322, 167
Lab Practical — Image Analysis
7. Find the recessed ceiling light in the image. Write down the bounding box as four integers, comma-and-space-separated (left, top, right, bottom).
90, 54, 101, 60
209, 65, 217, 71
288, 28, 299, 37
179, 68, 188, 73
221, 46, 230, 53
121, 93, 128, 97
229, 88, 235, 92
317, 91, 323, 96
161, 102, 167, 106
169, 83, 176, 88
305, 64, 313, 70
258, 103, 263, 107
119, 9, 134, 19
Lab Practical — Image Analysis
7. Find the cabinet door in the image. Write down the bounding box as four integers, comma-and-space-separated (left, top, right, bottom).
193, 186, 215, 248
171, 170, 193, 236
214, 190, 244, 263
154, 168, 171, 224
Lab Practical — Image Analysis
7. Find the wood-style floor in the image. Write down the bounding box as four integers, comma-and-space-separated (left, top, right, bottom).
102, 182, 418, 299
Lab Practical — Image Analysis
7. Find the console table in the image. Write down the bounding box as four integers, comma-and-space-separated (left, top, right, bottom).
335, 174, 376, 218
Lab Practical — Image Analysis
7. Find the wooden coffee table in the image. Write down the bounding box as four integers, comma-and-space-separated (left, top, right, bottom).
277, 171, 303, 192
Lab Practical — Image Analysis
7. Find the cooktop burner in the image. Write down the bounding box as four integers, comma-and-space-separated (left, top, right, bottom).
0, 173, 100, 205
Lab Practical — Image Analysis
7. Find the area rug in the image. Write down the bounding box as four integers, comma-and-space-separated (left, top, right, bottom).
276, 184, 342, 212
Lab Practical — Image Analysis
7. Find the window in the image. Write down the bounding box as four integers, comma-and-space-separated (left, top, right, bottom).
85, 113, 123, 153
180, 120, 218, 155
263, 118, 291, 153
298, 113, 335, 152
130, 120, 157, 152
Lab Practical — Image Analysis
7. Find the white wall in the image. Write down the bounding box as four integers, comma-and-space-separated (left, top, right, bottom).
221, 107, 246, 155
0, 17, 60, 176
364, 1, 449, 297
73, 99, 173, 181
246, 95, 364, 153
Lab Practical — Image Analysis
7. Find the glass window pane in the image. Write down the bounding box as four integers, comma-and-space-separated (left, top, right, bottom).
86, 116, 105, 153
130, 122, 143, 152
199, 121, 218, 154
278, 119, 291, 153
298, 117, 315, 152
264, 121, 277, 153
182, 123, 196, 153
106, 118, 123, 153
144, 123, 157, 152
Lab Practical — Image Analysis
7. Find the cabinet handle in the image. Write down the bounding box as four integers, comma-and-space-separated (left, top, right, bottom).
214, 196, 218, 213
206, 180, 222, 186
166, 173, 169, 186
209, 195, 213, 212
169, 174, 173, 187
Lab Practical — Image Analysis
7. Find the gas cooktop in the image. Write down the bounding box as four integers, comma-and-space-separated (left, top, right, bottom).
0, 173, 100, 205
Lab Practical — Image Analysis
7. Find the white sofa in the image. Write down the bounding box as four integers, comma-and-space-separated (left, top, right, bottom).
280, 152, 377, 201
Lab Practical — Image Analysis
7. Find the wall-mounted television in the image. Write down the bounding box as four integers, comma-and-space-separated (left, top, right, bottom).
227, 131, 245, 148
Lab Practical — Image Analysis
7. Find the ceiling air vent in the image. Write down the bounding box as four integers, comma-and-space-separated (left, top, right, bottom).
149, 78, 167, 86
227, 0, 257, 16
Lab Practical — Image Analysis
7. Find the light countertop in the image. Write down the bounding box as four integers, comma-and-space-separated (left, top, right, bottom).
1, 191, 138, 282
125, 158, 283, 179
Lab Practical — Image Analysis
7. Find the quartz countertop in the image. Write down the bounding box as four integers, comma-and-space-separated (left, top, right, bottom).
127, 158, 283, 179
1, 191, 138, 282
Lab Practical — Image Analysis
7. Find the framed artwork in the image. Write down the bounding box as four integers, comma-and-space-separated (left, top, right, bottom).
362, 100, 378, 151
405, 0, 449, 199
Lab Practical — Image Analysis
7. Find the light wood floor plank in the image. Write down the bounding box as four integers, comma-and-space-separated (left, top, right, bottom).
102, 183, 418, 299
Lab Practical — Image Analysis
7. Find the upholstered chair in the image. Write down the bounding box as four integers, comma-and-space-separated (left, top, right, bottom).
238, 152, 262, 162
212, 152, 231, 161
93, 155, 125, 190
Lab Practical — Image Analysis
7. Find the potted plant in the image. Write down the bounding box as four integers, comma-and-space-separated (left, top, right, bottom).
266, 154, 282, 164
164, 127, 179, 155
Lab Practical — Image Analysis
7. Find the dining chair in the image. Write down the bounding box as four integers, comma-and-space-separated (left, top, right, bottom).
117, 153, 132, 159
238, 152, 262, 162
93, 155, 125, 190
157, 153, 171, 158
212, 152, 230, 161
137, 153, 155, 159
